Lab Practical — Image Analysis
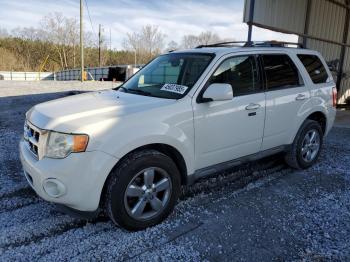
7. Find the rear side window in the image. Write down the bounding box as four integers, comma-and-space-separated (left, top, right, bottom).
297, 54, 328, 84
209, 55, 260, 96
261, 54, 300, 90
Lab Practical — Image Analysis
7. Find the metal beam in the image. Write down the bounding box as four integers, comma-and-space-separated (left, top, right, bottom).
336, 0, 350, 91
326, 0, 350, 10
247, 0, 256, 44
303, 0, 312, 47
251, 21, 350, 48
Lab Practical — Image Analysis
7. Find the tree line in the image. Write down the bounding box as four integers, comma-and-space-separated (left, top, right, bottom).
0, 12, 231, 72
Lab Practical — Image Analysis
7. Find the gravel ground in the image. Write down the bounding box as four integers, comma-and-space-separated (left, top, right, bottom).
0, 83, 350, 261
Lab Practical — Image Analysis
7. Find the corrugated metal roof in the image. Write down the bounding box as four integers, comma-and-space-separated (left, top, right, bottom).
308, 0, 346, 42
244, 0, 347, 44
244, 0, 307, 34
243, 0, 350, 103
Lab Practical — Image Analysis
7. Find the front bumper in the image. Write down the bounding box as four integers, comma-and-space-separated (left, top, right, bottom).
19, 139, 118, 212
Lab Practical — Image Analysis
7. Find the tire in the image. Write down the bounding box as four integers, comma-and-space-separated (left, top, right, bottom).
104, 149, 181, 231
285, 119, 323, 169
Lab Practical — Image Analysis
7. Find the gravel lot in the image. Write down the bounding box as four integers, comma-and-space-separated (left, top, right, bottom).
1, 82, 350, 261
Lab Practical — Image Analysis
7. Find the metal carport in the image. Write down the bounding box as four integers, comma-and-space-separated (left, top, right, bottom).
244, 0, 350, 104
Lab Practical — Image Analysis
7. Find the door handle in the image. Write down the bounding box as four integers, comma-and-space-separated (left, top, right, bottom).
245, 103, 261, 110
295, 94, 307, 101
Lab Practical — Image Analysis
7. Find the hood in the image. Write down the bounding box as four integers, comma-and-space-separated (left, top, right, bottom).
27, 90, 175, 132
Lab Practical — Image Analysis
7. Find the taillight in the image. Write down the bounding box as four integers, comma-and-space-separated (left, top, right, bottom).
332, 87, 337, 107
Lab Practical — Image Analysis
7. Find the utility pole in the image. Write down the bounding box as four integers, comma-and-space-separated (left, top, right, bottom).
80, 0, 84, 82
109, 28, 112, 65
98, 24, 102, 67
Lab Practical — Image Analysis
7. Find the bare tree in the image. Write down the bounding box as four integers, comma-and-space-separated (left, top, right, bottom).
141, 25, 165, 58
181, 31, 221, 49
166, 40, 179, 51
181, 34, 199, 49
12, 27, 40, 41
123, 25, 165, 64
123, 32, 140, 65
197, 31, 220, 45
39, 12, 79, 69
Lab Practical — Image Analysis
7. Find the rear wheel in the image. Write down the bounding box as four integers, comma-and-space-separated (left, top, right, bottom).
104, 150, 181, 231
285, 120, 323, 169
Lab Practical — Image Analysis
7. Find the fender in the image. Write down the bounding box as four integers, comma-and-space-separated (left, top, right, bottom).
287, 103, 329, 145
107, 134, 195, 175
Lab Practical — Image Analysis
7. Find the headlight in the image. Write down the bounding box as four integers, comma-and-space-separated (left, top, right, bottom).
45, 131, 89, 159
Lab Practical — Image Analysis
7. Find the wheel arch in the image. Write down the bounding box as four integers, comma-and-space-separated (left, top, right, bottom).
126, 143, 189, 185
99, 143, 189, 210
305, 111, 327, 135
288, 110, 328, 145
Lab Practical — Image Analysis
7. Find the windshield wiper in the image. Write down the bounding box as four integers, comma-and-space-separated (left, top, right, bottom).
116, 86, 128, 92
127, 89, 153, 96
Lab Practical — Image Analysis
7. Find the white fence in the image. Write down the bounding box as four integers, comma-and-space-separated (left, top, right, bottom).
0, 71, 54, 81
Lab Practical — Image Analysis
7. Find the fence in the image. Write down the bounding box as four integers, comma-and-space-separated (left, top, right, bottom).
55, 67, 109, 81
0, 65, 141, 82
55, 65, 141, 81
0, 71, 54, 81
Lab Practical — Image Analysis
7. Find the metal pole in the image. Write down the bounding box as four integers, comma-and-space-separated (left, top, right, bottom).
98, 24, 102, 67
337, 0, 350, 92
134, 50, 137, 66
247, 0, 255, 44
80, 0, 84, 82
109, 28, 112, 65
303, 0, 312, 48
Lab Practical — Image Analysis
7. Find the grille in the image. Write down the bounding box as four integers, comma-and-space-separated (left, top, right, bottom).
24, 121, 42, 159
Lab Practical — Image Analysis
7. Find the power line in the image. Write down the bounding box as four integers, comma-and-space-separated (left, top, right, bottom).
84, 0, 95, 34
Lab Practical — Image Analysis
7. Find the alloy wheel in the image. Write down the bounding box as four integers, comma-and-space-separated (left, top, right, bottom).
123, 167, 172, 220
301, 129, 320, 162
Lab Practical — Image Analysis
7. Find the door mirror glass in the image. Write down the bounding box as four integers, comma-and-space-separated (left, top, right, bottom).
202, 83, 233, 102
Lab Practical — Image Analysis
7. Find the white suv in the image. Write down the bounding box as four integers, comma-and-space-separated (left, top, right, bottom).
20, 42, 337, 230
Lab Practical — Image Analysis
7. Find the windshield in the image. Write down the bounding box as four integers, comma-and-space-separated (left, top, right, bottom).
119, 53, 214, 99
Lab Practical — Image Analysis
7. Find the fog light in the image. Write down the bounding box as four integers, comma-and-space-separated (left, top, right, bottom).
43, 179, 66, 198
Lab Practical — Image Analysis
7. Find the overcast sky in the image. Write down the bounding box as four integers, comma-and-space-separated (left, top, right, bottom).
0, 0, 297, 49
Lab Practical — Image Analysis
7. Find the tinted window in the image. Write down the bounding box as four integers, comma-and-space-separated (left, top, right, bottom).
262, 55, 300, 90
298, 54, 328, 84
209, 55, 260, 96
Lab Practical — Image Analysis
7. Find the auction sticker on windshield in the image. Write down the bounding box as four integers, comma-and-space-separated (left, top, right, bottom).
161, 84, 188, 94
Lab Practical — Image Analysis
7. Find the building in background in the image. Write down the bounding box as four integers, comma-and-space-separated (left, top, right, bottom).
244, 0, 350, 104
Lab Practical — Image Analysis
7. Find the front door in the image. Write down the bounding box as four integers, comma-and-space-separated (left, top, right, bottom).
193, 55, 266, 170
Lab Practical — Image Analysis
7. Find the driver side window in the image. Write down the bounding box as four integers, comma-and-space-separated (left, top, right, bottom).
209, 55, 260, 96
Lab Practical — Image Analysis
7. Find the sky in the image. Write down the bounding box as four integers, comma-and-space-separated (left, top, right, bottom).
0, 0, 298, 49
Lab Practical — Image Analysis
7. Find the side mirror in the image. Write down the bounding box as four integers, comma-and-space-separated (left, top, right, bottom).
201, 83, 233, 102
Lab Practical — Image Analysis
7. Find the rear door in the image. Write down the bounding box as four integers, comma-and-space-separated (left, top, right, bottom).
259, 52, 310, 150
193, 54, 265, 170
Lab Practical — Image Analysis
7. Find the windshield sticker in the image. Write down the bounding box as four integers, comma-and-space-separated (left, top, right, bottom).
161, 84, 188, 94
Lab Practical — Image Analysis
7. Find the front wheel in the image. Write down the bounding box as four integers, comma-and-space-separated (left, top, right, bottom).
104, 150, 181, 231
285, 120, 323, 169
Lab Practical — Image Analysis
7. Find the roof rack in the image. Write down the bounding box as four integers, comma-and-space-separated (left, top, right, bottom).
195, 41, 304, 49
196, 41, 247, 48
